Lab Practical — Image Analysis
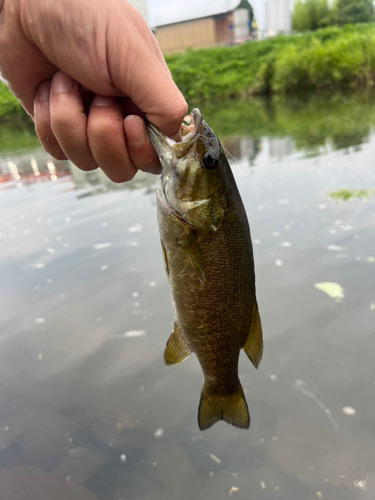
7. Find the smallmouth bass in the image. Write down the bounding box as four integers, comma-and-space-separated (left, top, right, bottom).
147, 109, 263, 430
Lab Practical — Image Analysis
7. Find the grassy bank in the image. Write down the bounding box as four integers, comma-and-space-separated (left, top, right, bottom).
0, 82, 25, 120
167, 23, 375, 99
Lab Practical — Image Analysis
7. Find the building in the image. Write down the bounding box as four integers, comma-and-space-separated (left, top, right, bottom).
151, 0, 290, 53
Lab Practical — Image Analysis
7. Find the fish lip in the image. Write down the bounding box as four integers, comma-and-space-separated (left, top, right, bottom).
146, 108, 203, 155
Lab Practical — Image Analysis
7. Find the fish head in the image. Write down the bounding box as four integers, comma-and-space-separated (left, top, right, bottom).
147, 109, 227, 232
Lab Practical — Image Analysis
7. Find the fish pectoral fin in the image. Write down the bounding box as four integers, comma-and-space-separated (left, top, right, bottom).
243, 299, 263, 369
198, 382, 250, 431
160, 239, 169, 277
176, 232, 205, 285
164, 322, 191, 366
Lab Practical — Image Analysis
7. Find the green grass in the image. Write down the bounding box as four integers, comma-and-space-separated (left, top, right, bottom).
0, 82, 24, 120
166, 23, 375, 99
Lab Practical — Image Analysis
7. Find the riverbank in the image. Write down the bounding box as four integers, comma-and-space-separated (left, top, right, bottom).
167, 23, 375, 99
2, 23, 375, 120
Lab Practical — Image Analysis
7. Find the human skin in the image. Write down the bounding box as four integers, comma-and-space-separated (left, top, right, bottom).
0, 0, 187, 181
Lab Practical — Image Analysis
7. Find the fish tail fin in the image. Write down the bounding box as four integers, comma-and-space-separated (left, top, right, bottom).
198, 381, 250, 431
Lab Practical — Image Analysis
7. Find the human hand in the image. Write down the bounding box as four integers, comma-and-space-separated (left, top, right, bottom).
0, 0, 187, 181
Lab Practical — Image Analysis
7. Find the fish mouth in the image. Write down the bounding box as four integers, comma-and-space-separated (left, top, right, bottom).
146, 108, 203, 158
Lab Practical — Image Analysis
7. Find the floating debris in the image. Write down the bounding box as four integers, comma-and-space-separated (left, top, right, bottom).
100, 265, 108, 271
132, 292, 139, 298
270, 374, 277, 381
149, 281, 156, 287
34, 318, 46, 324
370, 303, 375, 311
354, 479, 367, 491
314, 282, 344, 302
128, 223, 142, 233
34, 263, 45, 269
280, 241, 292, 247
318, 204, 327, 210
124, 330, 146, 338
120, 454, 126, 462
101, 222, 108, 227
154, 428, 164, 438
327, 245, 345, 252
365, 256, 375, 264
342, 406, 356, 416
205, 452, 221, 465
37, 353, 43, 361
316, 492, 322, 498
93, 242, 113, 249
228, 486, 239, 496
329, 188, 375, 202
272, 231, 280, 237
46, 247, 56, 254
64, 217, 72, 223
275, 259, 283, 267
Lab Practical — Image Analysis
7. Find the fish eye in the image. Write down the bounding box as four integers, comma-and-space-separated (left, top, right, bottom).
202, 151, 218, 170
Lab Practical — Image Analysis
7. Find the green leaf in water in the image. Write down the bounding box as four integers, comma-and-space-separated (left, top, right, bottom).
314, 282, 345, 302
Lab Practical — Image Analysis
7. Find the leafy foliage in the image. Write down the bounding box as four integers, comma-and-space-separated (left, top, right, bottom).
0, 82, 24, 120
292, 0, 333, 32
166, 24, 375, 99
336, 0, 375, 26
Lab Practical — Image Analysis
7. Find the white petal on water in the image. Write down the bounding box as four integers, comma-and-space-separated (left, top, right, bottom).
365, 256, 375, 264
260, 481, 266, 489
314, 282, 344, 301
370, 303, 375, 311
354, 479, 366, 491
93, 242, 113, 249
272, 232, 280, 237
275, 259, 283, 267
149, 281, 156, 287
120, 454, 126, 462
342, 406, 356, 416
100, 265, 109, 271
280, 241, 292, 247
64, 217, 72, 223
327, 244, 345, 252
318, 204, 327, 210
128, 223, 142, 233
124, 330, 146, 338
34, 263, 45, 269
253, 239, 261, 245
270, 374, 277, 381
329, 229, 337, 234
228, 486, 239, 496
132, 292, 139, 298
34, 318, 46, 324
154, 428, 164, 438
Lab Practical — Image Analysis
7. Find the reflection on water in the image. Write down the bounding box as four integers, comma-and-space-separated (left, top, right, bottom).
1, 92, 375, 500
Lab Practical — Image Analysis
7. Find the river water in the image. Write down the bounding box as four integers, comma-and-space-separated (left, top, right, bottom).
0, 92, 374, 500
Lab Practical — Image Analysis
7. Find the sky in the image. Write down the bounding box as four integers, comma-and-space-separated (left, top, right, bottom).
147, 0, 240, 27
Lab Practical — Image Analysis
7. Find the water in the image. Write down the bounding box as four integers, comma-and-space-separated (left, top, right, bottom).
0, 92, 375, 500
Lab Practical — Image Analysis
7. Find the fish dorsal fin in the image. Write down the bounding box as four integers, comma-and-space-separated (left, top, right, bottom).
176, 232, 205, 285
243, 299, 263, 369
164, 322, 191, 366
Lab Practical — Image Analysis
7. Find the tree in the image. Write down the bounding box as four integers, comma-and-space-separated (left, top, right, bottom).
237, 0, 254, 23
292, 0, 332, 32
336, 0, 375, 25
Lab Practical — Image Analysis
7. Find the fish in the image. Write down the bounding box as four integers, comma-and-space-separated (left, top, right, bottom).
147, 109, 263, 431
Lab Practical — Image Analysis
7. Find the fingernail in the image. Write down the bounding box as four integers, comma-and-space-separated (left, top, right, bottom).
53, 72, 74, 94
93, 95, 116, 107
38, 81, 51, 102
125, 115, 147, 146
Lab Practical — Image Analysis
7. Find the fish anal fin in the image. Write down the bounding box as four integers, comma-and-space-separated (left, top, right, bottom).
164, 322, 191, 366
160, 239, 169, 277
198, 382, 250, 431
176, 232, 205, 285
243, 299, 263, 369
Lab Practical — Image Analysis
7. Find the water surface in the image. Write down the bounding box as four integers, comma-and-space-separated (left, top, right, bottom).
0, 92, 375, 500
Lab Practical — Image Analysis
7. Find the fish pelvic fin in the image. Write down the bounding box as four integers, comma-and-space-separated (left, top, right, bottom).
164, 322, 191, 366
198, 382, 250, 431
243, 299, 263, 369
